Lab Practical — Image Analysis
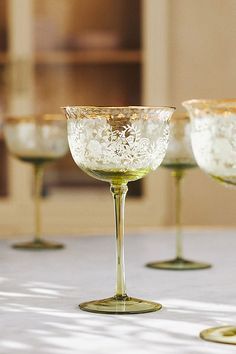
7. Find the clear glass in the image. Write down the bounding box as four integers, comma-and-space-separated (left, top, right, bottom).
146, 113, 211, 270
62, 105, 175, 314
4, 114, 69, 250
183, 98, 236, 345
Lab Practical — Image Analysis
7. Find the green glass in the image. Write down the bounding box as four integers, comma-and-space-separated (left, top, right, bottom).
62, 105, 175, 314
4, 114, 68, 250
200, 326, 236, 345
183, 98, 236, 345
146, 113, 211, 270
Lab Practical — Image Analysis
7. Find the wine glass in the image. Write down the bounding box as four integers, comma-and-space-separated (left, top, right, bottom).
183, 98, 236, 345
4, 114, 68, 250
62, 105, 175, 314
146, 112, 211, 270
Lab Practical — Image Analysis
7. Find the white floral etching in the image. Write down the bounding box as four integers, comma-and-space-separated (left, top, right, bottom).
66, 109, 171, 172
191, 115, 236, 184
4, 121, 68, 158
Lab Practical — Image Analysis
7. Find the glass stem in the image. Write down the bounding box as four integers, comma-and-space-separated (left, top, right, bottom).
34, 163, 44, 243
110, 183, 128, 299
172, 169, 184, 260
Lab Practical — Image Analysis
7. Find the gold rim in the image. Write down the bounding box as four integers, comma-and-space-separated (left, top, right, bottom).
61, 105, 176, 110
183, 99, 236, 114
61, 106, 176, 121
183, 98, 236, 105
5, 114, 64, 124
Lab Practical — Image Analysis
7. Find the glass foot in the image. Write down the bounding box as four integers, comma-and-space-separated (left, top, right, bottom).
12, 239, 64, 250
146, 257, 211, 270
200, 326, 236, 345
79, 295, 162, 314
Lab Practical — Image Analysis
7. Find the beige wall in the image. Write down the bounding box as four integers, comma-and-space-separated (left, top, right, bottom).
167, 0, 236, 226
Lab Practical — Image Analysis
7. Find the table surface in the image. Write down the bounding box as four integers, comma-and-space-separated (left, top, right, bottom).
0, 229, 236, 354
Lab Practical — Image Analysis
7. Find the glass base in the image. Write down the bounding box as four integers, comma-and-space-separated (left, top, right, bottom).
200, 326, 236, 345
79, 295, 162, 314
12, 238, 64, 250
146, 257, 211, 270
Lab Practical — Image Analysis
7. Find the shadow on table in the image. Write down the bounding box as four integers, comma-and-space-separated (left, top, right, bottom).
0, 279, 235, 353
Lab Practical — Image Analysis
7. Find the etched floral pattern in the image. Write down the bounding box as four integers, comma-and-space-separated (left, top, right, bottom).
4, 120, 68, 158
64, 107, 174, 172
191, 116, 236, 182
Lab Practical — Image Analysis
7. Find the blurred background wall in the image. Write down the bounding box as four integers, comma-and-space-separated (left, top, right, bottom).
0, 0, 235, 237
168, 0, 236, 226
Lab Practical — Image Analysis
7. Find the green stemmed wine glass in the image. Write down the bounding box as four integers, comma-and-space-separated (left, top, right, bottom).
183, 98, 236, 345
62, 105, 175, 314
146, 112, 211, 270
4, 114, 68, 250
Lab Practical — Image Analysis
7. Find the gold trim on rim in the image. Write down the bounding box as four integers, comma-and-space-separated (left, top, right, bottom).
61, 105, 176, 122
61, 105, 176, 110
183, 99, 236, 114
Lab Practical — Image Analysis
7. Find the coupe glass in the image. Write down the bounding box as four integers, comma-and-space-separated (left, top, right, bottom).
146, 113, 211, 270
4, 114, 68, 250
62, 105, 175, 314
183, 98, 236, 345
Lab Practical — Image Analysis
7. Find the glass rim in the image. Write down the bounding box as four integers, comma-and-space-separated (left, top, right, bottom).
182, 98, 236, 114
5, 114, 65, 124
61, 105, 176, 110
